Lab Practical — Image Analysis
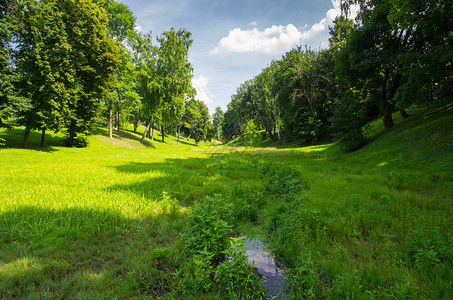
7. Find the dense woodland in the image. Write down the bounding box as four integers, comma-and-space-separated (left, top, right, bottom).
0, 0, 213, 148
217, 0, 452, 151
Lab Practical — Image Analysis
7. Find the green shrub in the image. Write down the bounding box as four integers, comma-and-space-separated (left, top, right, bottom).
216, 237, 266, 299
64, 133, 88, 148
229, 186, 265, 222
406, 226, 452, 268
184, 196, 233, 260
256, 161, 306, 198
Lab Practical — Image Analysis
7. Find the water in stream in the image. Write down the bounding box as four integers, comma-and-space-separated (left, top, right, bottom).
244, 238, 285, 299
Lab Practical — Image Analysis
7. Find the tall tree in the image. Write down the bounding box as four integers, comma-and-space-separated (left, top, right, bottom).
158, 28, 193, 144
338, 0, 452, 129
105, 0, 137, 138
0, 0, 31, 129
16, 0, 120, 147
139, 28, 194, 144
212, 106, 224, 141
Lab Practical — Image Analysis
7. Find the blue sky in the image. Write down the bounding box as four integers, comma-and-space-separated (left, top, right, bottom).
118, 0, 355, 114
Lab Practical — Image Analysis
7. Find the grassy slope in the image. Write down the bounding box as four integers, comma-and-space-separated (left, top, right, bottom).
0, 101, 451, 298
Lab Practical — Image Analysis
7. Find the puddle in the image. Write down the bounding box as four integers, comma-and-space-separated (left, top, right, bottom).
244, 238, 285, 299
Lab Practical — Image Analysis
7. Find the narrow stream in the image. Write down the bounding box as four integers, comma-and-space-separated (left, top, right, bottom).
244, 238, 285, 299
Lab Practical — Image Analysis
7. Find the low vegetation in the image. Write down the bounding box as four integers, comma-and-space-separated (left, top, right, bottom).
1, 101, 451, 298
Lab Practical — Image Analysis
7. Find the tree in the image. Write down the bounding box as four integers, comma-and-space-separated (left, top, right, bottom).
338, 0, 452, 129
189, 100, 211, 144
255, 61, 283, 144
138, 28, 193, 144
105, 0, 138, 139
0, 0, 31, 129
157, 28, 194, 144
212, 106, 224, 141
15, 0, 119, 148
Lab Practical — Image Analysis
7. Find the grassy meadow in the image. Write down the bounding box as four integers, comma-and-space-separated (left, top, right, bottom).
1, 102, 452, 298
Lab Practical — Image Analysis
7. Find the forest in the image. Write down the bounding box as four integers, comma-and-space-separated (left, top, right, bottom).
1, 0, 452, 299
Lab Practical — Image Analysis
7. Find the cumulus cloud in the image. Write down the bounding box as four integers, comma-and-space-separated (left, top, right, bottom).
210, 0, 358, 55
249, 21, 257, 26
134, 24, 142, 33
192, 76, 213, 104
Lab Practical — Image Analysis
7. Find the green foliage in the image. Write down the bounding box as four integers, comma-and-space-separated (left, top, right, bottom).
64, 132, 88, 148
15, 0, 120, 147
330, 93, 369, 152
184, 99, 212, 144
257, 161, 306, 197
160, 192, 180, 217
216, 237, 266, 299
284, 252, 318, 299
181, 248, 215, 295
184, 196, 233, 259
229, 186, 265, 222
244, 120, 260, 146
268, 198, 324, 262
406, 226, 452, 268
212, 106, 224, 141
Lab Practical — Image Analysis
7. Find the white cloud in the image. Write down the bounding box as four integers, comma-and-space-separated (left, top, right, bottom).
134, 24, 142, 33
210, 0, 358, 55
192, 76, 213, 104
249, 21, 257, 26
209, 24, 303, 55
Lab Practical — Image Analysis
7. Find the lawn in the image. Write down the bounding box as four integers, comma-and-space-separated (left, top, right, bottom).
0, 102, 452, 298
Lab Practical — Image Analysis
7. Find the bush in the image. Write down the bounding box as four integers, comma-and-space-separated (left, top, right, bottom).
330, 93, 369, 152
64, 133, 88, 148
184, 196, 233, 260
216, 237, 266, 299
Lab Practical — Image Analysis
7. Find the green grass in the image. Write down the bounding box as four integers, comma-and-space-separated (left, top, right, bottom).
0, 102, 452, 298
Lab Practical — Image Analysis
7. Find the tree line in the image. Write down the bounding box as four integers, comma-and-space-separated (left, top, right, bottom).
214, 0, 452, 151
0, 0, 213, 148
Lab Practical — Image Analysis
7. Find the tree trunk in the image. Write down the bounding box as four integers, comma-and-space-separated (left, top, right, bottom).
140, 115, 153, 144
109, 99, 113, 139
277, 126, 282, 146
22, 126, 31, 148
40, 128, 45, 147
217, 127, 220, 141
399, 108, 409, 119
116, 101, 120, 131
383, 99, 394, 129
69, 119, 76, 142
161, 125, 165, 143
267, 128, 274, 140
382, 71, 394, 129
177, 120, 181, 146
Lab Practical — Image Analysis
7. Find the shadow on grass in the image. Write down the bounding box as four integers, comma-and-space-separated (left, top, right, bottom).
0, 205, 183, 298
0, 127, 62, 152
176, 139, 198, 147
107, 155, 229, 205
